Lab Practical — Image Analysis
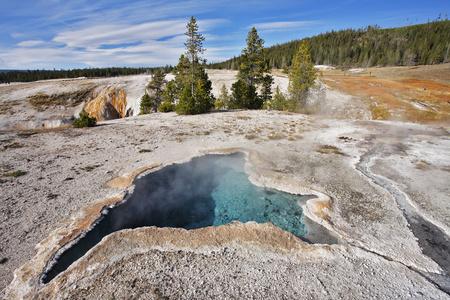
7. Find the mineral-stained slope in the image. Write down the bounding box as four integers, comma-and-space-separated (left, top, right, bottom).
84, 85, 127, 121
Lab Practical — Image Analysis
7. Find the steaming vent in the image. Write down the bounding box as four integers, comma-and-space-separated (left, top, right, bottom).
41, 152, 312, 284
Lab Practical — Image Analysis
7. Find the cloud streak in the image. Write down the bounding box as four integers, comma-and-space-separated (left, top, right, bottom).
16, 40, 45, 47
251, 21, 320, 32
0, 0, 233, 69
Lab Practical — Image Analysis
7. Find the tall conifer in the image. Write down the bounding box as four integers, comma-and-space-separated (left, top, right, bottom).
287, 41, 316, 112
238, 27, 267, 85
171, 16, 214, 115
184, 16, 206, 96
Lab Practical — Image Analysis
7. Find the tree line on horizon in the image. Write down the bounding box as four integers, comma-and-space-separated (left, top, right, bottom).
209, 17, 450, 70
0, 65, 173, 84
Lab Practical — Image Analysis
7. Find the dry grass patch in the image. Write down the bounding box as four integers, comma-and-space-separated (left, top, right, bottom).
415, 160, 432, 170
323, 64, 450, 123
267, 133, 286, 140
288, 135, 303, 141
370, 104, 390, 120
28, 87, 94, 111
0, 102, 15, 115
138, 149, 152, 153
2, 142, 25, 151
80, 165, 101, 172
2, 170, 27, 177
316, 145, 346, 155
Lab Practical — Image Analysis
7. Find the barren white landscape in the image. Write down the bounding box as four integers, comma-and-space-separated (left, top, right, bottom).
0, 71, 449, 299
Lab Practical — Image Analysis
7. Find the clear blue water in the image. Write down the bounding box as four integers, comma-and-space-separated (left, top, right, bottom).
42, 152, 307, 283
212, 155, 306, 237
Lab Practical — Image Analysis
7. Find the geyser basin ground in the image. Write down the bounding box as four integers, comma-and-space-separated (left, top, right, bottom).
3, 109, 449, 299
43, 152, 312, 283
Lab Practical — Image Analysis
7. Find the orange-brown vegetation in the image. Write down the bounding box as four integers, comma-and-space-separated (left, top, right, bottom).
322, 63, 450, 123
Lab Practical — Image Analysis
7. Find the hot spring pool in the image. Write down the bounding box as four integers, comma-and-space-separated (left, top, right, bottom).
43, 152, 311, 283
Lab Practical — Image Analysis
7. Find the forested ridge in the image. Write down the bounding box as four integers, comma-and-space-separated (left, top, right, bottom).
0, 65, 173, 83
209, 19, 450, 70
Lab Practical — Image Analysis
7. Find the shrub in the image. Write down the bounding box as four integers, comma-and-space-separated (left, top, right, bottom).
140, 92, 153, 114
215, 84, 230, 110
158, 101, 174, 112
139, 149, 152, 153
370, 104, 389, 120
229, 80, 261, 109
3, 170, 27, 177
175, 84, 214, 115
73, 109, 97, 128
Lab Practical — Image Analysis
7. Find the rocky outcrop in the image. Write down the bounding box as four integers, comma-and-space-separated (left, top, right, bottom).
84, 86, 126, 121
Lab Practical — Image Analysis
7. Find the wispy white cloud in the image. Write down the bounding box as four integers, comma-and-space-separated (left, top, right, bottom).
1, 0, 236, 68
16, 40, 45, 47
53, 20, 187, 49
251, 21, 320, 32
1, 39, 186, 69
52, 18, 227, 49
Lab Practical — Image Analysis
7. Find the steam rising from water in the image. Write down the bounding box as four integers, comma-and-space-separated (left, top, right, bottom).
42, 152, 309, 283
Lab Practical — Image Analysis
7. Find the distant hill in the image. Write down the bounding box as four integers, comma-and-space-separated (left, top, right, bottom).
209, 19, 450, 70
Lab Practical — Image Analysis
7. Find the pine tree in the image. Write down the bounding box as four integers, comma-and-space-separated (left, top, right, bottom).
184, 16, 206, 96
73, 109, 97, 128
229, 80, 260, 109
238, 27, 267, 86
287, 41, 316, 112
260, 74, 274, 103
263, 86, 286, 110
209, 20, 449, 70
231, 27, 272, 109
146, 69, 167, 112
215, 84, 230, 110
139, 91, 153, 114
172, 16, 214, 115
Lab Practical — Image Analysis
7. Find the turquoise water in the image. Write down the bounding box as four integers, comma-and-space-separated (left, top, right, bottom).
43, 152, 307, 283
212, 154, 306, 236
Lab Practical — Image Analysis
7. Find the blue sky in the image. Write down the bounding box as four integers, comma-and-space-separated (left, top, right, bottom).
1, 0, 448, 70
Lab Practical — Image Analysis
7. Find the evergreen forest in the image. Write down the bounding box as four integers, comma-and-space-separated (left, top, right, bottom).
0, 65, 173, 83
209, 18, 450, 70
